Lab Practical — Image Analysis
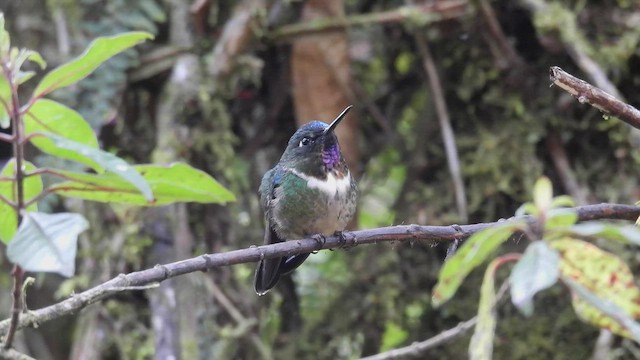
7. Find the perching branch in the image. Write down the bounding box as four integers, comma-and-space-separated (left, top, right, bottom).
549, 66, 640, 130
0, 203, 638, 337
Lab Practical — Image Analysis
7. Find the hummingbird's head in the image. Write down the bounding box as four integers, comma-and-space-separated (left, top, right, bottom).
280, 105, 352, 176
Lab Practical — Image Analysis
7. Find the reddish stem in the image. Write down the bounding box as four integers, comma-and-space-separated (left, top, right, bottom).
2, 265, 23, 349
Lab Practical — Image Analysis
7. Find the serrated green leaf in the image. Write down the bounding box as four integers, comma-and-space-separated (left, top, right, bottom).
533, 176, 553, 211
33, 32, 153, 98
6, 212, 88, 277
552, 238, 640, 339
0, 159, 43, 243
546, 208, 578, 229
432, 221, 525, 307
49, 163, 234, 205
0, 73, 10, 128
565, 222, 640, 246
469, 257, 501, 360
25, 99, 98, 151
510, 242, 560, 316
564, 277, 640, 343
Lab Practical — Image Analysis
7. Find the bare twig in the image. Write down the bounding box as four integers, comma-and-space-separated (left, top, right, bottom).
519, 0, 623, 100
208, 0, 265, 80
205, 279, 272, 360
474, 0, 523, 69
3, 266, 23, 350
545, 133, 588, 205
362, 280, 512, 360
270, 1, 468, 42
0, 203, 636, 337
0, 132, 12, 142
549, 66, 640, 130
361, 317, 478, 360
414, 31, 468, 222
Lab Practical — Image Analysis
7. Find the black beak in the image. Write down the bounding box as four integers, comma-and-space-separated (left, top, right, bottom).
323, 105, 353, 135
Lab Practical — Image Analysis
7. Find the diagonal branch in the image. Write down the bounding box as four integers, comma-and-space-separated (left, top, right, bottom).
414, 31, 468, 222
549, 67, 640, 130
0, 203, 638, 337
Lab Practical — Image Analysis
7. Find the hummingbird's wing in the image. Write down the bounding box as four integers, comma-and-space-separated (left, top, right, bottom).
254, 167, 286, 295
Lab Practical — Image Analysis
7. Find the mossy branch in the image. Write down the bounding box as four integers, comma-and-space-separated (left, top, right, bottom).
269, 1, 468, 42
0, 203, 637, 338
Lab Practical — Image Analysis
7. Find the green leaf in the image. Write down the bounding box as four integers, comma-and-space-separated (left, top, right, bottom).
50, 163, 235, 205
550, 195, 575, 209
32, 133, 153, 201
0, 159, 43, 243
0, 13, 9, 58
545, 208, 578, 229
380, 322, 409, 352
515, 202, 537, 217
509, 242, 560, 316
16, 70, 36, 85
533, 176, 553, 211
0, 73, 10, 128
552, 238, 640, 339
33, 32, 153, 98
432, 221, 525, 307
564, 277, 640, 343
6, 212, 88, 277
469, 257, 500, 360
25, 99, 98, 150
565, 222, 640, 246
11, 48, 46, 73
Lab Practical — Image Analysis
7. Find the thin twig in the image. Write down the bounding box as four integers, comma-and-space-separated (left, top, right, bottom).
3, 266, 23, 350
205, 279, 272, 360
0, 193, 17, 208
474, 0, 523, 69
361, 317, 478, 360
519, 0, 623, 100
545, 133, 588, 205
269, 1, 468, 42
0, 132, 12, 143
0, 203, 637, 337
549, 66, 640, 130
361, 280, 512, 360
414, 31, 468, 222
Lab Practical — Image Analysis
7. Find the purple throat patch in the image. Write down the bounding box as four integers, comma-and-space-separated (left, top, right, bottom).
322, 144, 341, 170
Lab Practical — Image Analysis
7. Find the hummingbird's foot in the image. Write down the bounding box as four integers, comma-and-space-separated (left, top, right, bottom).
444, 224, 465, 260
334, 231, 347, 248
311, 234, 327, 248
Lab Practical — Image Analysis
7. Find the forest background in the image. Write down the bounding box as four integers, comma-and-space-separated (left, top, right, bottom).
1, 0, 640, 359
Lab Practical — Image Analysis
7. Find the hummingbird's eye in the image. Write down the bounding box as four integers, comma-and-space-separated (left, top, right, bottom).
299, 137, 312, 147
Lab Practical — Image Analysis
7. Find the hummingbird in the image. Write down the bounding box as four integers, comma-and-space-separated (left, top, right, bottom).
254, 105, 358, 295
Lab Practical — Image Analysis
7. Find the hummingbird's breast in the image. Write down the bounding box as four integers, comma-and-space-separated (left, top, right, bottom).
271, 168, 357, 240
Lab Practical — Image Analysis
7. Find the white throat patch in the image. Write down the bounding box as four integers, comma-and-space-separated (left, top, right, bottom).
290, 169, 351, 196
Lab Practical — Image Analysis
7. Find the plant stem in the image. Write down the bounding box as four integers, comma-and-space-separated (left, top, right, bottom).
3, 265, 23, 350
2, 60, 27, 350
